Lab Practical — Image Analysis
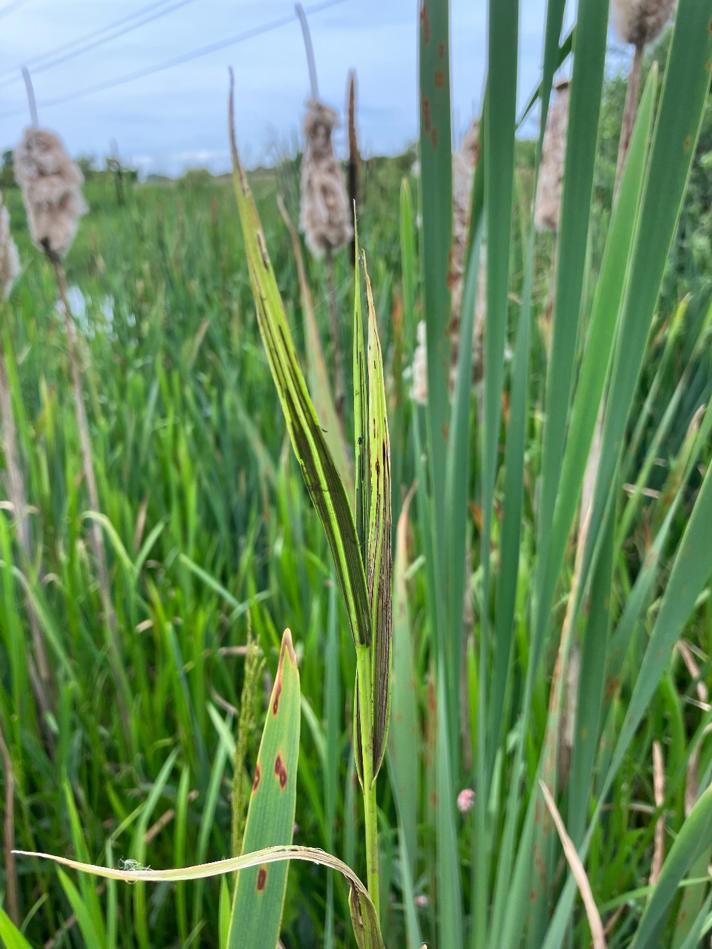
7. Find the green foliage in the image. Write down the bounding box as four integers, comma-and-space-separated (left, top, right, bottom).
1, 1, 711, 946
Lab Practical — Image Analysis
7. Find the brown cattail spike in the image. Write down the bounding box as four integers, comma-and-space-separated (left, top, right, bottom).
0, 195, 20, 300
13, 127, 88, 261
612, 0, 676, 47
535, 80, 570, 234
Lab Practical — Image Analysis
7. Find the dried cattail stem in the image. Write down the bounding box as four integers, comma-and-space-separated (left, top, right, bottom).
295, 3, 319, 100
535, 80, 570, 234
614, 43, 644, 195
53, 261, 116, 640
0, 718, 18, 924
612, 0, 676, 194
21, 66, 38, 128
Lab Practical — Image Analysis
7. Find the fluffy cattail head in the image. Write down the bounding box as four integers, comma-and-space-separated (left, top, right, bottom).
299, 99, 352, 258
535, 80, 570, 233
612, 0, 676, 47
14, 127, 87, 261
0, 195, 20, 300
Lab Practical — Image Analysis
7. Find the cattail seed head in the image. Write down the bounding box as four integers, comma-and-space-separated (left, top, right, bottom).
0, 195, 21, 300
299, 99, 352, 258
13, 127, 87, 261
612, 0, 676, 47
535, 80, 570, 234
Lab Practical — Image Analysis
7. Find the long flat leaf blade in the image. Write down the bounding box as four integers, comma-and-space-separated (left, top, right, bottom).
228, 629, 301, 948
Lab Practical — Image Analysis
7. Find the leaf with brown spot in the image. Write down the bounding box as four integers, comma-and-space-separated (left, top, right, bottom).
228, 628, 301, 946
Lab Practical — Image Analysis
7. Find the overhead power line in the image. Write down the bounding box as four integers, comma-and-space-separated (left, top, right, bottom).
0, 0, 346, 120
0, 0, 197, 86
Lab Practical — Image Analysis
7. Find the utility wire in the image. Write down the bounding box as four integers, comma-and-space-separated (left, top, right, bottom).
0, 0, 346, 119
0, 0, 196, 85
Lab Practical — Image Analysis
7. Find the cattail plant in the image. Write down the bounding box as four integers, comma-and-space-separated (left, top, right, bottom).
296, 3, 352, 417
13, 81, 121, 693
411, 122, 486, 404
612, 0, 676, 191
0, 192, 53, 723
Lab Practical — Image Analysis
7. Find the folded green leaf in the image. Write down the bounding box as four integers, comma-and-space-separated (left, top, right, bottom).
228, 73, 371, 652
363, 257, 392, 778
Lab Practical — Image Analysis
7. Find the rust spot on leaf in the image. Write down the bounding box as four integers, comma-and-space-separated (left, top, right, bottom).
272, 677, 282, 715
274, 753, 288, 789
256, 867, 267, 891
683, 134, 692, 152
435, 70, 444, 89
420, 2, 430, 44
422, 95, 431, 132
438, 41, 445, 59
431, 128, 438, 148
252, 764, 261, 792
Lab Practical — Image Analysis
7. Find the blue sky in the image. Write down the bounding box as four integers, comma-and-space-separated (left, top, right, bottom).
0, 0, 627, 176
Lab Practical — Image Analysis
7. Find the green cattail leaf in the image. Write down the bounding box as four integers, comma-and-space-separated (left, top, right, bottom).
363, 257, 392, 778
538, 64, 657, 648
228, 628, 301, 948
387, 489, 422, 949
228, 77, 371, 652
580, 0, 712, 603
632, 784, 712, 949
0, 909, 32, 949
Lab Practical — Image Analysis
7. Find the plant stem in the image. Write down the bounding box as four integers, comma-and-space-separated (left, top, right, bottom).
355, 643, 380, 920
295, 3, 320, 100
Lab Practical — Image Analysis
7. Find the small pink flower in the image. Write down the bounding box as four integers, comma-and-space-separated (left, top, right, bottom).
457, 788, 476, 814
415, 894, 429, 908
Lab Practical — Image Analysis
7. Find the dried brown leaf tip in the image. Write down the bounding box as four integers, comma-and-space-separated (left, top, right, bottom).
13, 128, 87, 261
612, 0, 676, 47
0, 193, 21, 300
535, 80, 570, 234
300, 99, 353, 258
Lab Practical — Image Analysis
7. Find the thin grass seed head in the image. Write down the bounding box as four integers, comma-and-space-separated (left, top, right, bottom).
0, 194, 21, 300
535, 80, 570, 234
13, 127, 88, 261
299, 99, 352, 258
612, 0, 676, 47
